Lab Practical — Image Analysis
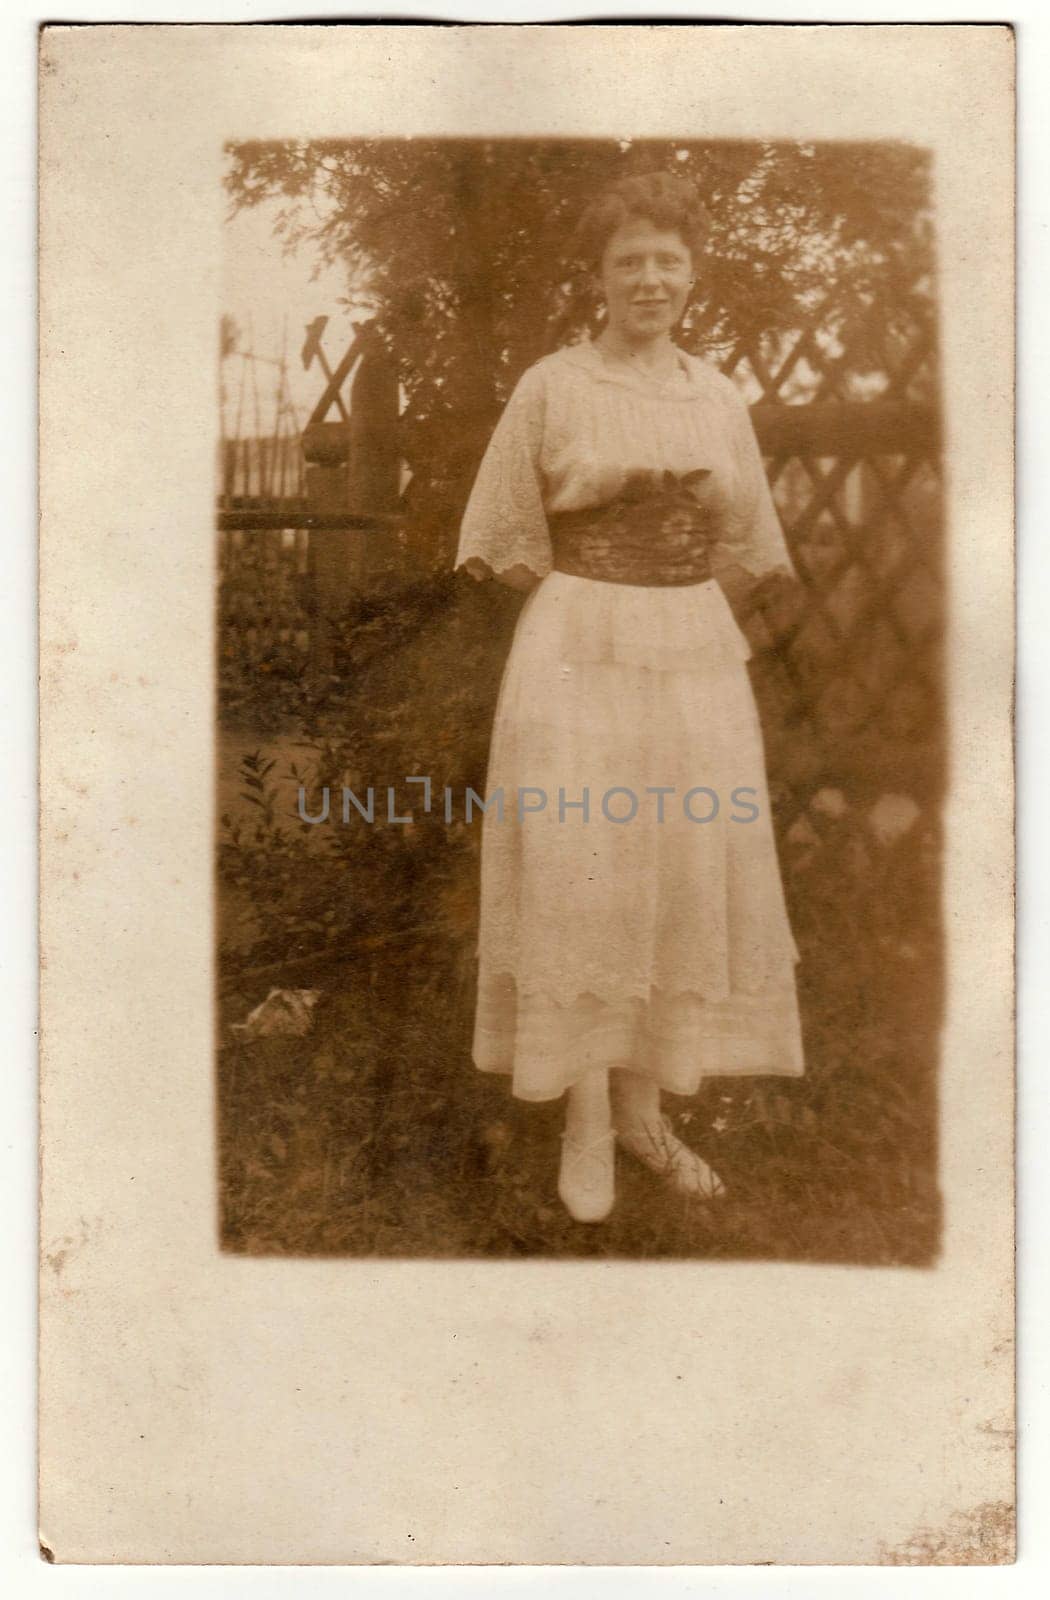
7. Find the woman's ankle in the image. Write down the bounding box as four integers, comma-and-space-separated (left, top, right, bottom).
564, 1066, 612, 1143
610, 1068, 662, 1135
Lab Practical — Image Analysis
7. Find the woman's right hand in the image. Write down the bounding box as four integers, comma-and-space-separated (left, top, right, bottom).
496, 563, 543, 593
463, 557, 542, 593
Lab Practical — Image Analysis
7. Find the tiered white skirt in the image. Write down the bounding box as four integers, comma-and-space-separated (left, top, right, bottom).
471, 572, 804, 1102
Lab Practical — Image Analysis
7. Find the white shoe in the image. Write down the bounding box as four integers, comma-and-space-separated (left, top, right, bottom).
558, 1129, 616, 1223
617, 1116, 727, 1200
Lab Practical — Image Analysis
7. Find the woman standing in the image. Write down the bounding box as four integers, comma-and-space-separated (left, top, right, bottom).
456, 172, 804, 1224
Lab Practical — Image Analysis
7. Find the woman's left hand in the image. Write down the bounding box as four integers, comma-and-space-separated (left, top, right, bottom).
753, 569, 806, 632
718, 564, 805, 648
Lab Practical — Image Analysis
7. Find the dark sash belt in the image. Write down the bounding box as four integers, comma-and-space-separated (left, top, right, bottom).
548, 472, 719, 588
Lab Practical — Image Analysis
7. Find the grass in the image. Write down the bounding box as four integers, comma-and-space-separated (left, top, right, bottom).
215, 925, 941, 1263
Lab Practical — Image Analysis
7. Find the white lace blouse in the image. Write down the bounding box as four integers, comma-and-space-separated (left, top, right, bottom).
455, 339, 796, 588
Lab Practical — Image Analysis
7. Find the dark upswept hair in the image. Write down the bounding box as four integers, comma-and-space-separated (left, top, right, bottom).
573, 171, 712, 272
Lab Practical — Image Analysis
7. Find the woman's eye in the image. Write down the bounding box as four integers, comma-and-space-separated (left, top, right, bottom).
611, 253, 686, 271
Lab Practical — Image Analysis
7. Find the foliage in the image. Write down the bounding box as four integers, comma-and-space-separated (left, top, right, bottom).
217, 569, 515, 978
224, 136, 934, 566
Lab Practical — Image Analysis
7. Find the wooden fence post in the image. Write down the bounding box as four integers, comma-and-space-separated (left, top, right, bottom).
301, 329, 401, 676
347, 333, 401, 584
302, 421, 353, 678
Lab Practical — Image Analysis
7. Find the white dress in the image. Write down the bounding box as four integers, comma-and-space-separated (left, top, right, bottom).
455, 340, 804, 1102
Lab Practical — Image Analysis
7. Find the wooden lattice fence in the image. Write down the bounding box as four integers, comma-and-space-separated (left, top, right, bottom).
730, 279, 943, 820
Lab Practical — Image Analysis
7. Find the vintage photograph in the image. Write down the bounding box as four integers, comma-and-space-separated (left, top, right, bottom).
212, 137, 941, 1260
215, 137, 945, 1263
38, 21, 1016, 1564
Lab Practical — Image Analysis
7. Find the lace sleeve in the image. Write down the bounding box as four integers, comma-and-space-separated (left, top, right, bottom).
455, 364, 552, 583
713, 385, 798, 584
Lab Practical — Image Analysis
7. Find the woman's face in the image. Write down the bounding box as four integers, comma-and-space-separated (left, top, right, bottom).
597, 218, 694, 344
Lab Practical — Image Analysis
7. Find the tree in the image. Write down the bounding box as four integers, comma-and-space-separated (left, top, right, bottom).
225, 137, 934, 567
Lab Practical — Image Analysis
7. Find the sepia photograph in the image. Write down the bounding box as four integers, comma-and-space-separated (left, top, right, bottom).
38, 22, 1015, 1566
216, 137, 945, 1263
